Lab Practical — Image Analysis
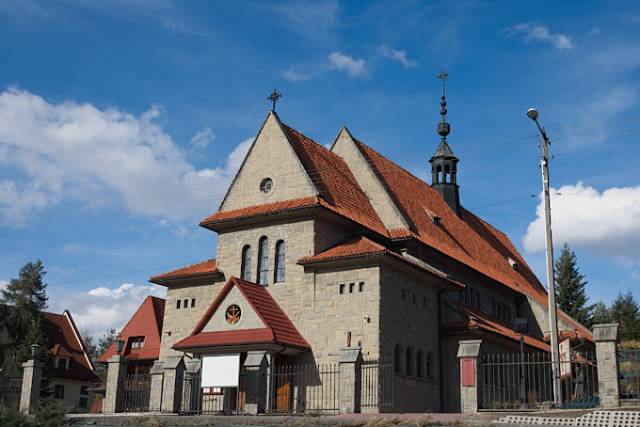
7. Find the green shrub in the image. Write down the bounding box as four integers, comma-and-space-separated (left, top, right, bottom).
0, 404, 32, 427
34, 398, 69, 427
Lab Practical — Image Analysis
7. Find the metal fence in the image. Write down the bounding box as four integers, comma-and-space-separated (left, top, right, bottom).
361, 358, 394, 412
0, 374, 22, 410
478, 351, 598, 410
180, 371, 247, 415
618, 349, 640, 400
266, 363, 340, 414
120, 373, 151, 413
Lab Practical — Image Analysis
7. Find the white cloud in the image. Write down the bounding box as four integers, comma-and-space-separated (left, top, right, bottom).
523, 182, 640, 261
562, 85, 636, 148
0, 88, 252, 227
190, 126, 214, 149
379, 45, 418, 68
327, 52, 367, 78
281, 69, 311, 82
275, 0, 338, 41
505, 23, 574, 50
49, 282, 166, 339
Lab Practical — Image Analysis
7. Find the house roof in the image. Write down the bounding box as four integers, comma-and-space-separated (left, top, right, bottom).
174, 277, 310, 351
44, 311, 99, 382
445, 300, 551, 352
299, 235, 463, 287
150, 259, 219, 286
351, 138, 550, 304
97, 296, 165, 362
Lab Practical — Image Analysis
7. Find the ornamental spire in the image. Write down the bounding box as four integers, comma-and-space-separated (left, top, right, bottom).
436, 70, 450, 141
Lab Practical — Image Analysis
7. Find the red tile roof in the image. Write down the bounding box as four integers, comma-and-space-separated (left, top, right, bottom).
150, 259, 219, 286
44, 311, 99, 382
97, 296, 165, 362
201, 197, 320, 227
174, 277, 310, 351
299, 236, 463, 287
352, 138, 550, 303
445, 300, 550, 352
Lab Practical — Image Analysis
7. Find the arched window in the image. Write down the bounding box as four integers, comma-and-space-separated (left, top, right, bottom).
241, 245, 252, 282
257, 236, 269, 285
416, 350, 424, 378
274, 240, 285, 283
405, 347, 413, 376
426, 351, 433, 379
394, 345, 402, 373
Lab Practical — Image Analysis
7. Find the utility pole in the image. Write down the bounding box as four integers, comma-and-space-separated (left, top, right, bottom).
527, 108, 562, 405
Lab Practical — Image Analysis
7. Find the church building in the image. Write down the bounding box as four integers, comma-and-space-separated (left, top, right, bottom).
145, 82, 591, 413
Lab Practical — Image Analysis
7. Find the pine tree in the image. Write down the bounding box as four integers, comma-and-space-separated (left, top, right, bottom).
589, 302, 613, 327
611, 291, 640, 340
554, 243, 591, 325
0, 260, 49, 374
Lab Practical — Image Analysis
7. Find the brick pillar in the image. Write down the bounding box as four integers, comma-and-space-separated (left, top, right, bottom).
19, 359, 42, 414
339, 347, 363, 414
149, 360, 165, 412
593, 323, 620, 408
457, 340, 482, 414
103, 355, 128, 414
243, 351, 268, 414
160, 356, 185, 413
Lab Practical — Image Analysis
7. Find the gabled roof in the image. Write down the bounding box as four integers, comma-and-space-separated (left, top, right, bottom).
174, 277, 310, 351
150, 259, 220, 286
299, 236, 463, 287
200, 114, 387, 237
350, 137, 549, 304
44, 310, 99, 382
445, 300, 550, 352
97, 296, 165, 362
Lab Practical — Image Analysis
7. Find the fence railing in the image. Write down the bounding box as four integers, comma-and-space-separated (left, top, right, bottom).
180, 372, 246, 415
120, 373, 151, 413
266, 363, 340, 414
618, 349, 640, 400
0, 374, 22, 410
478, 351, 598, 410
361, 358, 393, 411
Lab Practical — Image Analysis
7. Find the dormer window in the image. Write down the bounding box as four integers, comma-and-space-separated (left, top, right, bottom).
508, 257, 519, 270
55, 357, 69, 370
129, 336, 145, 350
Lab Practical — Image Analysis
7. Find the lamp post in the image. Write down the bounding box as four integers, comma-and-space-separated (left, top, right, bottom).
527, 108, 562, 405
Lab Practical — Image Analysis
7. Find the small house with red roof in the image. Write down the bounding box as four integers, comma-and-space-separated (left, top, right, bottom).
138, 91, 592, 414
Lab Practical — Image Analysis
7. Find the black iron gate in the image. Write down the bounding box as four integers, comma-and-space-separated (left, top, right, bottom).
266, 363, 340, 414
478, 351, 598, 410
361, 358, 394, 412
0, 374, 22, 410
618, 348, 640, 400
121, 373, 151, 412
179, 371, 246, 415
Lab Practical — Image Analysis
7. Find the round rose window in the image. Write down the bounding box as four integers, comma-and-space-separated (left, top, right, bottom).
260, 178, 273, 194
225, 304, 241, 324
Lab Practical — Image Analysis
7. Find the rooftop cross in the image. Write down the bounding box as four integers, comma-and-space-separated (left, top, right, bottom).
436, 70, 451, 139
268, 89, 282, 112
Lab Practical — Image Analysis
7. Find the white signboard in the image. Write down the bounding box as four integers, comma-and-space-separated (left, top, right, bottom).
559, 338, 571, 378
201, 354, 240, 388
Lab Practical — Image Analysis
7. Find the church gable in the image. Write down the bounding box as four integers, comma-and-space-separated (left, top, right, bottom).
201, 285, 265, 333
219, 112, 318, 212
331, 128, 410, 230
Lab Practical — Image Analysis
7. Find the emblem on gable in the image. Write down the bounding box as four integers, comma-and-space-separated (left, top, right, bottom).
225, 304, 241, 324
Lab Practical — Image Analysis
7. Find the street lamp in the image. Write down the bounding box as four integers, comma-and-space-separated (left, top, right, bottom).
527, 107, 562, 406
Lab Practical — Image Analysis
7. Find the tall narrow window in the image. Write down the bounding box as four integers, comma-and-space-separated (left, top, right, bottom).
416, 350, 424, 378
274, 240, 285, 283
406, 347, 413, 376
257, 236, 269, 285
241, 245, 252, 282
394, 345, 402, 373
427, 352, 433, 379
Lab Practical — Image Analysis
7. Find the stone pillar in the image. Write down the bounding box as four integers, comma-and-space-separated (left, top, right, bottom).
160, 356, 185, 413
457, 340, 482, 414
103, 355, 129, 414
339, 347, 363, 414
243, 351, 268, 414
19, 359, 42, 414
593, 323, 620, 408
149, 361, 165, 412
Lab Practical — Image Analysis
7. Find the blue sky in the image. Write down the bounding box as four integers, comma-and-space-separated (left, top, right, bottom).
0, 0, 638, 337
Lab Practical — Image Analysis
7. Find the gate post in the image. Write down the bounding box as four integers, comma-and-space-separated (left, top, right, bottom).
19, 359, 42, 414
103, 355, 128, 414
149, 361, 164, 412
457, 340, 482, 414
160, 356, 185, 413
339, 347, 363, 414
243, 351, 268, 414
593, 323, 620, 408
